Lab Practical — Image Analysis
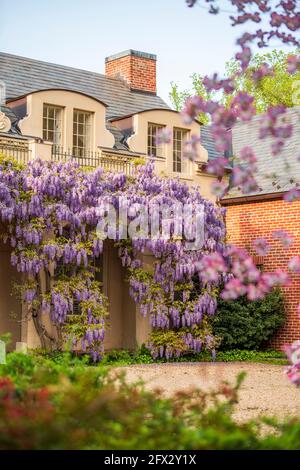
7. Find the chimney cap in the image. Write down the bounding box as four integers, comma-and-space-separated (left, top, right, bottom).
105, 49, 157, 63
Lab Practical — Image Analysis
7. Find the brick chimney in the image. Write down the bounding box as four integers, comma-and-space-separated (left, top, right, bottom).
105, 50, 157, 94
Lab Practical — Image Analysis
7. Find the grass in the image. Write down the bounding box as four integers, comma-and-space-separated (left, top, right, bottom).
103, 348, 288, 366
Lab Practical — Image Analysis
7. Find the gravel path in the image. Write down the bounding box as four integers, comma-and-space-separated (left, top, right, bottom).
118, 362, 300, 422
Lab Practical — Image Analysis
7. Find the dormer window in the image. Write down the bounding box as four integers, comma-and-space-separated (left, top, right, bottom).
73, 110, 92, 157
43, 104, 63, 147
147, 123, 165, 158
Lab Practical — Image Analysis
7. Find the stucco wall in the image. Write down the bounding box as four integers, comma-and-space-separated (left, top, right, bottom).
18, 90, 115, 149
127, 109, 207, 174
112, 109, 219, 201
103, 242, 150, 350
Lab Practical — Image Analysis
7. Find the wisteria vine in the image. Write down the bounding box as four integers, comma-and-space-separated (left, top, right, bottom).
0, 155, 230, 360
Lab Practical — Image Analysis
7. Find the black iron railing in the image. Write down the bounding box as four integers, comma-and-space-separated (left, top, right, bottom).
51, 146, 136, 175
0, 136, 31, 164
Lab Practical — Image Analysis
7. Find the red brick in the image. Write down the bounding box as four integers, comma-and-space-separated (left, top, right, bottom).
105, 53, 156, 94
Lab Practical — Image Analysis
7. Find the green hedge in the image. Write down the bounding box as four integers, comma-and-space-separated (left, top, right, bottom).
212, 289, 285, 350
0, 352, 299, 450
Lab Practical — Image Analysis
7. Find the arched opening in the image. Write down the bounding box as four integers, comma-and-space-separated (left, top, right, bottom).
52, 238, 140, 351
102, 240, 137, 350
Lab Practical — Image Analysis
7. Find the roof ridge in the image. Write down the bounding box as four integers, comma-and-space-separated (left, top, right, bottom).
0, 51, 120, 84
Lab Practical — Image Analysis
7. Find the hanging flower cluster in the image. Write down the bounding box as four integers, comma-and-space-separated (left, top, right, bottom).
0, 154, 227, 360
285, 340, 300, 386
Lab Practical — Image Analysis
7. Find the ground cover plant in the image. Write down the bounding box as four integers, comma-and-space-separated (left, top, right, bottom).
0, 352, 298, 450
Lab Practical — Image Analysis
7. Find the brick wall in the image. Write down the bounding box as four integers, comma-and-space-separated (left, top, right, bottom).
105, 51, 156, 94
224, 197, 300, 349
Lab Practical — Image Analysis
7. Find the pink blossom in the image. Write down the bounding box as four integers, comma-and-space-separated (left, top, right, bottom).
239, 146, 257, 166
284, 188, 300, 202
287, 54, 300, 74
155, 128, 172, 146
206, 157, 228, 177
252, 63, 274, 82
221, 279, 247, 300
288, 256, 300, 273
271, 140, 284, 155
198, 252, 227, 282
272, 229, 294, 248
235, 46, 252, 70
210, 180, 229, 198
247, 284, 266, 301
181, 96, 203, 124
253, 237, 270, 256
286, 367, 300, 386
183, 135, 201, 161
231, 92, 256, 121
270, 269, 291, 286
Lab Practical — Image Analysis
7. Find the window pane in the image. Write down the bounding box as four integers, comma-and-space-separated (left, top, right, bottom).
173, 128, 188, 173
73, 110, 92, 156
147, 123, 165, 157
43, 105, 63, 145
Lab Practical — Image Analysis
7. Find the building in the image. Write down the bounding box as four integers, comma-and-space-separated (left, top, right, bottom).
0, 50, 219, 351
222, 107, 300, 348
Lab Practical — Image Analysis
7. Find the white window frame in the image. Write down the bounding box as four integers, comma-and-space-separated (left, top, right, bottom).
43, 104, 63, 147
147, 123, 165, 158
73, 109, 93, 157
173, 127, 188, 173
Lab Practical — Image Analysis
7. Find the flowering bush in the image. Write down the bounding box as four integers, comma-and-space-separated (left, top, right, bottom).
0, 356, 300, 450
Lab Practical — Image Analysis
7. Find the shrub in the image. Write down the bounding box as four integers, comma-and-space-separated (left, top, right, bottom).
212, 288, 285, 350
0, 357, 300, 450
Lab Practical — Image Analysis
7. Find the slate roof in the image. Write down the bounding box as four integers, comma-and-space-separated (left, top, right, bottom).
201, 126, 222, 161
200, 125, 232, 166
225, 106, 300, 198
0, 52, 169, 120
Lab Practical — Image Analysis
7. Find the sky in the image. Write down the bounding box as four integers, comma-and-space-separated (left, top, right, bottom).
0, 0, 292, 105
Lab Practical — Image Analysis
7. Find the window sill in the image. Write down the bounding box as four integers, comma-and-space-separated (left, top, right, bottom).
171, 172, 194, 181
146, 155, 166, 161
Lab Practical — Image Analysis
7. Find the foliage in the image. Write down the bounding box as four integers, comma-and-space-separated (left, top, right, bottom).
101, 347, 287, 366
0, 332, 12, 346
212, 289, 285, 350
0, 352, 102, 392
224, 49, 300, 112
169, 50, 300, 120
0, 348, 286, 377
0, 354, 299, 450
169, 75, 217, 123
